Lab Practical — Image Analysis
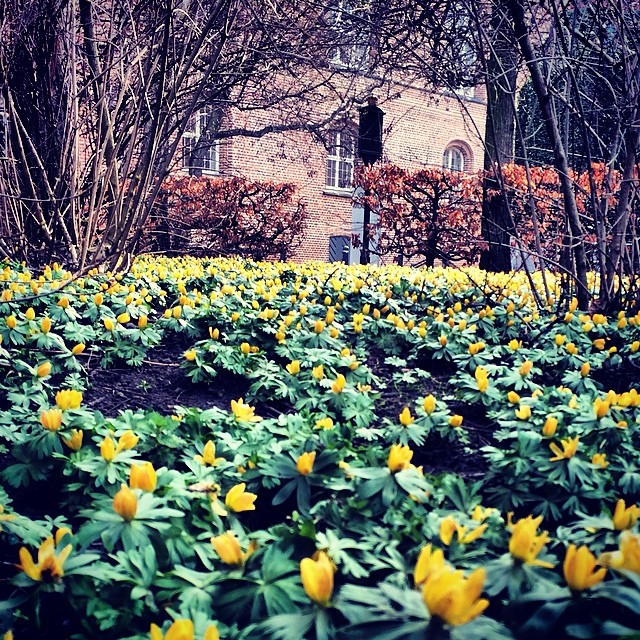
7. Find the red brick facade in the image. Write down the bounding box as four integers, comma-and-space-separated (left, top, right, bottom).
193, 82, 486, 263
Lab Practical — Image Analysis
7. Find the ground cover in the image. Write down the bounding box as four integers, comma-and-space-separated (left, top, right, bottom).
0, 256, 639, 640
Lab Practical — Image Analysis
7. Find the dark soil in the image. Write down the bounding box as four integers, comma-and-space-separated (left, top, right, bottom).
83, 340, 497, 479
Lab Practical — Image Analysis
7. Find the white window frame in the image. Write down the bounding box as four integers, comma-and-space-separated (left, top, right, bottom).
326, 130, 355, 191
443, 146, 465, 172
182, 109, 219, 175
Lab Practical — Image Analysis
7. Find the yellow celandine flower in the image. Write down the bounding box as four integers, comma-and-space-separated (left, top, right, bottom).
554, 334, 566, 346
300, 551, 334, 607
612, 499, 640, 530
139, 316, 149, 329
117, 312, 130, 324
508, 339, 520, 351
508, 514, 554, 568
468, 342, 485, 355
210, 531, 256, 566
231, 398, 261, 422
5, 315, 17, 330
439, 515, 488, 546
423, 395, 436, 414
117, 430, 139, 451
17, 529, 73, 582
40, 408, 63, 432
549, 436, 580, 462
593, 338, 605, 350
331, 374, 346, 393
55, 389, 83, 410
240, 342, 251, 355
507, 391, 520, 404
314, 319, 325, 333
542, 416, 558, 437
580, 362, 591, 377
195, 441, 225, 466
593, 398, 610, 419
519, 360, 533, 376
286, 360, 301, 375
41, 317, 52, 333
387, 444, 413, 472
113, 484, 137, 521
422, 567, 489, 626
296, 451, 316, 476
563, 544, 607, 591
63, 429, 83, 451
57, 296, 70, 309
312, 364, 324, 380
130, 462, 157, 492
71, 343, 85, 355
104, 317, 116, 331
315, 417, 334, 430
598, 531, 640, 573
475, 366, 489, 393
515, 405, 531, 420
224, 483, 257, 512
414, 544, 448, 587
591, 453, 608, 469
36, 361, 52, 378
149, 619, 220, 640
449, 415, 463, 428
25, 307, 36, 321
399, 407, 414, 426
184, 350, 197, 361
101, 435, 117, 461
471, 505, 497, 522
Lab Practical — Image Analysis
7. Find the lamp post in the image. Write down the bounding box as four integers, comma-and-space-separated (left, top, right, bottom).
358, 96, 384, 265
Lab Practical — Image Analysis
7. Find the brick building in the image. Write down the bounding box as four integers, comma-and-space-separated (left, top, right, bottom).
181, 79, 486, 263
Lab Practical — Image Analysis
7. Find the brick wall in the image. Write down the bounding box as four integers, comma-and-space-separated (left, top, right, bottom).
210, 81, 486, 263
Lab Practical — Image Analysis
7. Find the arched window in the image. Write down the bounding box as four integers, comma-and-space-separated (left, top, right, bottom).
325, 129, 355, 190
442, 145, 466, 172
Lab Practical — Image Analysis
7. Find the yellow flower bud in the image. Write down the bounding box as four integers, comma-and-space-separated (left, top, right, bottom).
103, 317, 115, 331
449, 414, 463, 428
117, 312, 130, 324
286, 360, 301, 375
100, 436, 116, 462
6, 315, 17, 329
113, 484, 137, 521
211, 531, 244, 565
25, 307, 36, 321
580, 362, 590, 377
184, 349, 197, 361
542, 416, 558, 437
40, 408, 63, 432
296, 451, 316, 476
240, 342, 251, 355
117, 430, 139, 451
388, 444, 413, 472
138, 315, 148, 329
40, 317, 52, 333
423, 394, 436, 414
129, 462, 157, 492
300, 551, 334, 607
57, 296, 69, 309
63, 429, 83, 451
399, 407, 414, 426
36, 361, 52, 378
71, 343, 85, 355
55, 389, 83, 410
519, 360, 533, 376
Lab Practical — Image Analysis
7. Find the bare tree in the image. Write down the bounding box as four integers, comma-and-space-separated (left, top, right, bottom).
0, 0, 411, 272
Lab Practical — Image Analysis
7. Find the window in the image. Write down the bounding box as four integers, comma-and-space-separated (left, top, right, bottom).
443, 146, 466, 172
327, 0, 369, 70
326, 130, 355, 190
182, 109, 219, 175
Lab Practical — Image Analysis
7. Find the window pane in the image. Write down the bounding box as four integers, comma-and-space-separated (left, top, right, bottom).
326, 159, 337, 187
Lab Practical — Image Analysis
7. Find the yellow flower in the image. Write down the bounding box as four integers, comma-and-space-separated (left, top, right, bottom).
117, 430, 139, 451
471, 505, 496, 522
17, 533, 73, 582
71, 343, 85, 355
231, 398, 261, 422
57, 296, 70, 309
399, 407, 414, 426
103, 317, 116, 331
549, 436, 579, 462
172, 306, 182, 319
224, 483, 257, 512
25, 307, 36, 321
598, 531, 640, 573
240, 342, 251, 355
612, 499, 640, 530
286, 360, 301, 375
414, 544, 448, 587
36, 361, 52, 378
508, 514, 554, 568
507, 391, 520, 404
542, 416, 558, 437
468, 342, 485, 355
593, 338, 605, 350
315, 417, 334, 430
55, 389, 83, 410
423, 395, 436, 414
184, 349, 197, 361
300, 551, 334, 607
591, 453, 608, 469
210, 531, 256, 566
296, 451, 316, 476
93, 293, 104, 305
519, 360, 533, 376
331, 374, 346, 393
312, 364, 324, 380
580, 362, 590, 377
387, 444, 413, 472
448, 414, 463, 428
130, 462, 157, 492
195, 440, 225, 466
440, 516, 459, 546
508, 339, 520, 351
554, 334, 566, 346
149, 619, 195, 640
62, 429, 83, 451
475, 366, 489, 392
439, 516, 487, 546
100, 435, 116, 461
314, 319, 325, 333
113, 484, 137, 521
563, 544, 607, 591
515, 405, 531, 420
422, 568, 489, 626
40, 317, 52, 333
138, 315, 148, 329
40, 408, 63, 432
117, 312, 130, 324
593, 398, 610, 419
